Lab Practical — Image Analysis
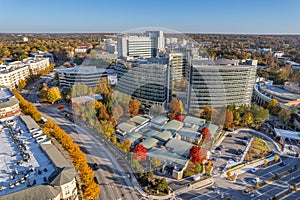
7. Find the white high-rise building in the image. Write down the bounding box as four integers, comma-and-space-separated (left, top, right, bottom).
117, 36, 152, 59
117, 30, 165, 59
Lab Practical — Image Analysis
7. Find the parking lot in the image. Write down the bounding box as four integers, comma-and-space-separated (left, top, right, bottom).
211, 131, 251, 170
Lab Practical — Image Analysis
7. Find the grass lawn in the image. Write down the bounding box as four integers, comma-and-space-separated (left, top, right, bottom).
245, 137, 272, 161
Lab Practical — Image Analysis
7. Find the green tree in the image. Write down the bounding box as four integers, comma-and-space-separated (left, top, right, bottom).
278, 109, 291, 124
47, 87, 62, 104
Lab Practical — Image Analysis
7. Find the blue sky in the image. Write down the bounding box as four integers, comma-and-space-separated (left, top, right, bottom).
0, 0, 299, 34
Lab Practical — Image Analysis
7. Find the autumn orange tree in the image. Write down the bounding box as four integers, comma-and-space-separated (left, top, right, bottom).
13, 89, 41, 121
224, 109, 234, 130
133, 144, 147, 161
128, 98, 140, 117
13, 90, 100, 199
200, 127, 211, 143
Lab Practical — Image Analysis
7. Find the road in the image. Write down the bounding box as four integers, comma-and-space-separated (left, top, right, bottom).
38, 106, 139, 200
22, 78, 139, 200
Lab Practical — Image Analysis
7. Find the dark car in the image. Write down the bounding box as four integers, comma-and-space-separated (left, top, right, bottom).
279, 162, 286, 167
226, 134, 233, 137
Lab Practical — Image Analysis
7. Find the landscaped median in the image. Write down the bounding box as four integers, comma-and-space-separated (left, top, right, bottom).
225, 154, 280, 182
244, 165, 298, 194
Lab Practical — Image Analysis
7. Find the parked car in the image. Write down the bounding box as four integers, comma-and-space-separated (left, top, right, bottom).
226, 134, 233, 137
252, 177, 260, 184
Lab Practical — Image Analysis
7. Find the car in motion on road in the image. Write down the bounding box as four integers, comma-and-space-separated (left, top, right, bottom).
279, 162, 286, 167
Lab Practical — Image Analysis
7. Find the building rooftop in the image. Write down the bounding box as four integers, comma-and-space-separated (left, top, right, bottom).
177, 128, 202, 140
274, 128, 300, 140
0, 116, 56, 196
202, 124, 219, 136
150, 116, 168, 126
123, 132, 143, 144
142, 129, 160, 138
140, 137, 159, 149
54, 65, 114, 74
19, 115, 40, 132
71, 94, 103, 104
129, 116, 149, 125
183, 116, 206, 127
117, 122, 136, 134
153, 130, 173, 142
165, 138, 194, 157
40, 143, 73, 169
192, 59, 239, 66
147, 147, 189, 167
0, 184, 60, 200
0, 87, 19, 109
162, 120, 184, 132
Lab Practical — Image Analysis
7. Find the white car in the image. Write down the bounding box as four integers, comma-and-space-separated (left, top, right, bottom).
251, 168, 258, 173
252, 177, 260, 184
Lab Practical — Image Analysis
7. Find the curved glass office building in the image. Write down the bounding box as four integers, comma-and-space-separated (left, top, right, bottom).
186, 59, 257, 111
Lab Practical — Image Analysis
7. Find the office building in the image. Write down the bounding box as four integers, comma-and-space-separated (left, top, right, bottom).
186, 59, 257, 111
114, 60, 171, 106
23, 57, 50, 75
117, 30, 165, 59
0, 62, 30, 89
55, 66, 115, 88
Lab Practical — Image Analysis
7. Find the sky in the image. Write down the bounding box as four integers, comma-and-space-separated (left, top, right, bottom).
0, 0, 299, 34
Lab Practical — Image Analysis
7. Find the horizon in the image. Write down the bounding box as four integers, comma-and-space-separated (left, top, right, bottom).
0, 0, 299, 34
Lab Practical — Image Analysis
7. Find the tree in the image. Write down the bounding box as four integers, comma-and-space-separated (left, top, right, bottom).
227, 171, 231, 178
264, 159, 268, 166
233, 111, 241, 125
243, 112, 253, 126
133, 144, 147, 161
17, 80, 27, 89
168, 113, 176, 120
112, 104, 124, 120
39, 88, 48, 102
128, 99, 140, 117
155, 178, 168, 193
100, 120, 114, 137
169, 98, 183, 115
176, 114, 183, 122
267, 99, 280, 115
274, 154, 279, 162
149, 104, 164, 116
224, 109, 234, 130
97, 78, 112, 100
97, 102, 110, 121
200, 127, 211, 143
47, 87, 61, 104
189, 145, 201, 163
278, 109, 291, 124
151, 158, 162, 168
122, 138, 131, 152
251, 105, 269, 125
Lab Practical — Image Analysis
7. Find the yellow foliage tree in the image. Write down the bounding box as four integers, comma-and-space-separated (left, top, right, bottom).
47, 87, 62, 104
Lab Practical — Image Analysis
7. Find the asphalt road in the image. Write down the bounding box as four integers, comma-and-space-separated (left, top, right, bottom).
36, 105, 139, 200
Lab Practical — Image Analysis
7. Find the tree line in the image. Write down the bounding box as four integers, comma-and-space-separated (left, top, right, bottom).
13, 90, 100, 200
